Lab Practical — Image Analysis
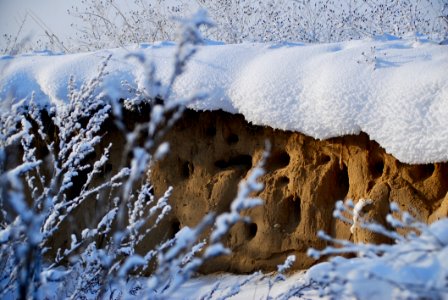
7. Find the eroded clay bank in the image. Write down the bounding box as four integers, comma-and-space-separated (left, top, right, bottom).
150, 109, 448, 273
7, 108, 447, 274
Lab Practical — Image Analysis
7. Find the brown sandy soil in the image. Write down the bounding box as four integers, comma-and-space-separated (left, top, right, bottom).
150, 109, 448, 273
6, 108, 447, 274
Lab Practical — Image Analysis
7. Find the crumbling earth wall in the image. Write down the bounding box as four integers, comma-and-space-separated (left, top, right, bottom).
150, 109, 448, 273
7, 108, 447, 274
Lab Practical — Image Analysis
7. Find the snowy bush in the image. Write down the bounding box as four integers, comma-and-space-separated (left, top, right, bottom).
2, 0, 447, 54
304, 199, 448, 299
67, 0, 190, 51
189, 0, 448, 43
0, 10, 272, 299
65, 0, 448, 51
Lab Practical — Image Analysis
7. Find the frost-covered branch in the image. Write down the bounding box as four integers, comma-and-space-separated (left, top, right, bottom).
0, 10, 244, 299
305, 199, 448, 299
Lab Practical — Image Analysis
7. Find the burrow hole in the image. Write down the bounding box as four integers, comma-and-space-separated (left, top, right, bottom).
317, 154, 331, 165
205, 126, 216, 137
335, 163, 350, 200
168, 219, 181, 239
369, 156, 384, 178
278, 176, 290, 187
103, 163, 113, 174
226, 133, 239, 145
284, 196, 301, 233
244, 222, 258, 240
414, 164, 435, 181
215, 154, 252, 170
180, 161, 194, 179
266, 150, 290, 172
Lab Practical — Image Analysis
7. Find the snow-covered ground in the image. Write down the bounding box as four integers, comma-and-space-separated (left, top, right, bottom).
1, 36, 448, 163
171, 271, 318, 299
175, 216, 448, 300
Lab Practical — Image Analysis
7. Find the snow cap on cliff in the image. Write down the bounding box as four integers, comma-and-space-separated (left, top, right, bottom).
1, 36, 447, 164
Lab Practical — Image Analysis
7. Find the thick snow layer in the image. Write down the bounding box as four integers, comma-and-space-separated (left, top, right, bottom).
1, 37, 447, 163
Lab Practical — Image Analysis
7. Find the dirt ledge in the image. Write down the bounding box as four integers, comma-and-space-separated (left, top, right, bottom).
150, 109, 448, 273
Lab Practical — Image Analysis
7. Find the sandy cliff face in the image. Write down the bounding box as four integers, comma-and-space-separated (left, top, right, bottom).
8, 108, 447, 274
150, 109, 448, 273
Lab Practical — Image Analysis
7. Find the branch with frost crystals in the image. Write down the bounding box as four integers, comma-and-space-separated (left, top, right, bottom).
216, 271, 263, 300
121, 12, 213, 154
91, 13, 217, 298
261, 254, 297, 300
0, 53, 123, 299
276, 255, 296, 279
146, 214, 214, 296
80, 143, 112, 195
305, 199, 448, 299
166, 9, 215, 97
51, 208, 118, 268
350, 198, 372, 234
0, 159, 45, 299
332, 199, 405, 242
0, 10, 281, 300
307, 200, 414, 260
132, 186, 172, 246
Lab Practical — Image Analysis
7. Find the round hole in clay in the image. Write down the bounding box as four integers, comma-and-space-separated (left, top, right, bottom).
226, 133, 239, 145
104, 163, 113, 174
370, 159, 384, 178
283, 196, 301, 233
336, 164, 350, 200
266, 150, 290, 171
205, 126, 216, 137
180, 161, 193, 179
278, 176, 290, 186
318, 155, 331, 165
417, 164, 435, 180
214, 155, 252, 170
245, 222, 258, 240
168, 219, 181, 239
406, 163, 435, 182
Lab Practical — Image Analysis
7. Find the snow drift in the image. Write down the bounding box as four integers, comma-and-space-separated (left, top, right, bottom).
1, 36, 447, 163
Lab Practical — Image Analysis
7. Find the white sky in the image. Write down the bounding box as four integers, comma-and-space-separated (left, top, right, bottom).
0, 0, 80, 49
0, 0, 197, 51
0, 0, 443, 51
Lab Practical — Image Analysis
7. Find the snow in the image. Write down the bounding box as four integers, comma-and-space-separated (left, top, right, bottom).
30, 269, 315, 300
350, 199, 373, 234
305, 220, 448, 299
1, 37, 448, 164
124, 271, 323, 299
174, 272, 308, 299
